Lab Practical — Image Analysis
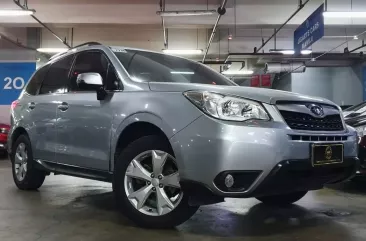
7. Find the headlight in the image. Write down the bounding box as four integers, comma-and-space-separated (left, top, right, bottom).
183, 91, 270, 121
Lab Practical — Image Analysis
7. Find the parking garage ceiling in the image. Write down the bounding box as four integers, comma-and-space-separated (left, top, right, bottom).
1, 0, 366, 66
0, 0, 365, 26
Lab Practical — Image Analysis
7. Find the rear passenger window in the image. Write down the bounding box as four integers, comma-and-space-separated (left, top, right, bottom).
25, 65, 49, 95
39, 55, 74, 95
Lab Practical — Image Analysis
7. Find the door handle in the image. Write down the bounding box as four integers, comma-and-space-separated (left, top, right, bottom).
28, 102, 36, 110
58, 102, 69, 111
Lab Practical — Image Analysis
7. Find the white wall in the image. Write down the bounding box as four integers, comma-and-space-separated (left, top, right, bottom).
291, 68, 333, 100
331, 66, 363, 106
275, 66, 363, 106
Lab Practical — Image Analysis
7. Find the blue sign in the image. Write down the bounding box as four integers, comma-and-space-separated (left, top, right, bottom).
0, 62, 36, 105
294, 4, 324, 53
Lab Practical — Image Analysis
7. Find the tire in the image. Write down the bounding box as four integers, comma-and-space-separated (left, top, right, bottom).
113, 135, 198, 228
11, 134, 45, 190
256, 191, 307, 206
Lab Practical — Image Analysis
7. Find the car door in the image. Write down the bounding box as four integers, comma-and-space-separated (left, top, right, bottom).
23, 56, 73, 162
55, 50, 120, 171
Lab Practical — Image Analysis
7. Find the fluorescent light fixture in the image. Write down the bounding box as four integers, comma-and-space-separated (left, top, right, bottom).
301, 49, 312, 55
156, 10, 216, 17
37, 48, 69, 53
269, 49, 312, 55
0, 9, 34, 16
269, 49, 294, 55
170, 71, 194, 74
221, 70, 254, 75
323, 12, 366, 18
162, 49, 203, 55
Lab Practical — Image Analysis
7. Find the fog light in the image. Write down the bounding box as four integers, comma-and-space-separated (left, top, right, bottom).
224, 174, 234, 188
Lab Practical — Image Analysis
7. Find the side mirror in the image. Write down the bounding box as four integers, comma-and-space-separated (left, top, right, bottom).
76, 72, 103, 87
76, 72, 107, 100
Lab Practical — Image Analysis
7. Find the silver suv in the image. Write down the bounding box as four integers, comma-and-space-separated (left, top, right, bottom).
8, 43, 359, 228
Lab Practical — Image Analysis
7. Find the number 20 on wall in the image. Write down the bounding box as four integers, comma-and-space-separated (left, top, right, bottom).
3, 77, 25, 90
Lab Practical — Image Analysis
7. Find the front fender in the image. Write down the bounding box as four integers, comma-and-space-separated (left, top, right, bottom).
110, 112, 175, 171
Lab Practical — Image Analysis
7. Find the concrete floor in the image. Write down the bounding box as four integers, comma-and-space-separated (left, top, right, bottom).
1, 158, 366, 241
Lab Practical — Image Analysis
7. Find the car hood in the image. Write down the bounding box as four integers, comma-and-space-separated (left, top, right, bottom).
148, 82, 336, 105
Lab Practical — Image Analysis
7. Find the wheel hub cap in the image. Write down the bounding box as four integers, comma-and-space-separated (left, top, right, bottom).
14, 143, 28, 182
124, 150, 183, 216
151, 178, 159, 187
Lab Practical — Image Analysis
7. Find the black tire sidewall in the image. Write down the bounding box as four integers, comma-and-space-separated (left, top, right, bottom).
114, 135, 198, 228
11, 134, 44, 190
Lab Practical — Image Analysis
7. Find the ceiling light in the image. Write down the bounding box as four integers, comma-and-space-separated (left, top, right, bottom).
162, 49, 203, 55
37, 48, 69, 53
156, 10, 216, 17
228, 34, 233, 40
0, 9, 34, 16
323, 12, 366, 18
221, 70, 254, 75
280, 50, 295, 55
301, 50, 312, 55
269, 49, 294, 55
354, 35, 359, 40
170, 71, 194, 75
269, 49, 312, 55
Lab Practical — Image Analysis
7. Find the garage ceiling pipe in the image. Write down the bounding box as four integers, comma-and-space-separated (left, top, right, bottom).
350, 40, 366, 53
202, 0, 228, 63
255, 0, 310, 53
160, 0, 167, 48
13, 0, 70, 48
0, 33, 36, 51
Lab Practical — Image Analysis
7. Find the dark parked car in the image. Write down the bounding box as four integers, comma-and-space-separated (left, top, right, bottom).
0, 124, 10, 156
344, 103, 366, 176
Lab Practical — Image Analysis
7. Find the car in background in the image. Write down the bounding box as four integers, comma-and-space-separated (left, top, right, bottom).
344, 102, 366, 177
0, 124, 10, 157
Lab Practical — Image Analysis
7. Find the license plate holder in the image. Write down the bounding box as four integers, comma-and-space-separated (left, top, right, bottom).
311, 143, 344, 166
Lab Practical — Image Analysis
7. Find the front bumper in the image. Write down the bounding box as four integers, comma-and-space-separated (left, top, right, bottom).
171, 112, 359, 198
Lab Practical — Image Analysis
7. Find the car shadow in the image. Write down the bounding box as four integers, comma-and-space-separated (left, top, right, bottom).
70, 191, 353, 239
327, 179, 366, 195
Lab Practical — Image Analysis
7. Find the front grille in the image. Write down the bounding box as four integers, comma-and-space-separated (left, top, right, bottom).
289, 135, 348, 141
280, 110, 344, 131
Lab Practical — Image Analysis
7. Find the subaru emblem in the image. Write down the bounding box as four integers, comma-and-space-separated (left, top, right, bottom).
307, 104, 324, 117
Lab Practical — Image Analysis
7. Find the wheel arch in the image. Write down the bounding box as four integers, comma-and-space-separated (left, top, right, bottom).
111, 113, 176, 172
9, 126, 29, 154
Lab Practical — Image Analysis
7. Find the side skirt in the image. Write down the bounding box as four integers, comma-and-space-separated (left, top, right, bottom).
35, 160, 113, 183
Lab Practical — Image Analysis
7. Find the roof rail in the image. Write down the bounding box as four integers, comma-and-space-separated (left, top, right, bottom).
49, 42, 102, 60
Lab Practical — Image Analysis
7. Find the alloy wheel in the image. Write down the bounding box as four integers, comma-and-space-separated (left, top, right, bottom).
124, 150, 183, 216
14, 143, 28, 182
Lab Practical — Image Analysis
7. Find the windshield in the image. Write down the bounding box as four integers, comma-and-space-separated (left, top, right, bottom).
113, 49, 235, 86
344, 102, 366, 113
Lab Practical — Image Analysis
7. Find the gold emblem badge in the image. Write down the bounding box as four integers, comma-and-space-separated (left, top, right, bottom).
325, 146, 332, 160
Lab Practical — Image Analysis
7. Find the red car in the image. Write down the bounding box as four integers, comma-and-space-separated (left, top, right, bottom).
0, 123, 10, 156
